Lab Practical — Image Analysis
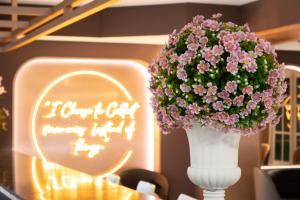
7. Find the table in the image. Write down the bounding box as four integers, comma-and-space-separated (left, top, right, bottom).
0, 151, 157, 200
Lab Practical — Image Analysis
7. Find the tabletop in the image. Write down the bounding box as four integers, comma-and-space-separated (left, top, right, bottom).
0, 151, 158, 200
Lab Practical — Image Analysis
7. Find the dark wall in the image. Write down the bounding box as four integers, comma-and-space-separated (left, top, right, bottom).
55, 3, 241, 37
241, 0, 300, 31
278, 51, 300, 66
54, 0, 300, 38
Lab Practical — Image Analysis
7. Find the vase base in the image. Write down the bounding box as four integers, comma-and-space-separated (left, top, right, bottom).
204, 190, 225, 200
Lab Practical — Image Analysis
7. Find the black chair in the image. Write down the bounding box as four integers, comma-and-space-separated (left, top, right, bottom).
269, 169, 300, 199
120, 168, 169, 199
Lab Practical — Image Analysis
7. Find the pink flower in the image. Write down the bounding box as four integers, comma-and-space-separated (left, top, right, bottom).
202, 19, 219, 31
213, 101, 224, 111
226, 62, 238, 75
224, 41, 238, 52
275, 85, 285, 95
239, 109, 249, 118
187, 34, 196, 43
192, 26, 204, 37
151, 87, 163, 96
169, 53, 178, 63
188, 103, 201, 115
225, 81, 237, 93
246, 32, 257, 41
180, 84, 191, 93
247, 51, 257, 59
218, 90, 229, 99
245, 62, 257, 73
178, 52, 191, 65
187, 42, 199, 51
202, 48, 215, 63
204, 95, 216, 103
218, 31, 229, 41
246, 100, 257, 111
176, 97, 187, 108
212, 13, 222, 19
223, 98, 232, 108
212, 45, 224, 56
237, 51, 247, 62
193, 84, 206, 96
217, 112, 229, 122
268, 69, 279, 78
193, 15, 205, 25
242, 85, 253, 95
159, 57, 169, 69
148, 62, 159, 74
233, 95, 244, 107
199, 37, 208, 48
264, 98, 273, 109
165, 88, 174, 97
225, 114, 239, 125
207, 83, 218, 95
267, 77, 277, 86
227, 54, 238, 63
252, 92, 261, 102
151, 97, 159, 108
197, 60, 210, 74
167, 30, 178, 46
232, 32, 245, 42
177, 68, 187, 80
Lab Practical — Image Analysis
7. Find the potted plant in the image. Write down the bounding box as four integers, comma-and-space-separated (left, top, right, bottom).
149, 14, 286, 200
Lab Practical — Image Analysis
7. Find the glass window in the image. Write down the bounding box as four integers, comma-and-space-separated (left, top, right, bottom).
276, 108, 282, 131
297, 135, 300, 148
284, 134, 290, 161
275, 134, 282, 161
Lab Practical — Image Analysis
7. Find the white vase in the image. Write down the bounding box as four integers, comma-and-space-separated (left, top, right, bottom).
186, 123, 241, 200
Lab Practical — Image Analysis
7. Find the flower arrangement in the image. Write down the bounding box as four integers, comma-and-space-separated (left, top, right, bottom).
149, 14, 286, 135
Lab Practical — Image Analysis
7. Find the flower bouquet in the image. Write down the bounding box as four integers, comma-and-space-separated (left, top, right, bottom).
148, 14, 286, 200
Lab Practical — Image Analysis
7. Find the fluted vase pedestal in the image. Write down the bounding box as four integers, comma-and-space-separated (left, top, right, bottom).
186, 124, 241, 200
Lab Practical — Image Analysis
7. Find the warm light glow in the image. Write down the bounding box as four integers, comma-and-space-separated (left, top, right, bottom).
14, 58, 156, 180
32, 151, 133, 188
74, 138, 105, 158
32, 70, 136, 161
40, 99, 139, 158
44, 100, 140, 119
31, 155, 137, 199
285, 65, 300, 72
261, 165, 300, 170
39, 35, 169, 45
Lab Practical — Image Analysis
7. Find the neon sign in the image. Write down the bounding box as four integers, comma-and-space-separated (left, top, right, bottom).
13, 58, 156, 177
41, 100, 140, 158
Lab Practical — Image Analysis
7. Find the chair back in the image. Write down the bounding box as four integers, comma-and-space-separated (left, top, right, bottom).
177, 193, 197, 200
106, 174, 120, 185
120, 168, 169, 199
136, 181, 156, 195
261, 143, 270, 165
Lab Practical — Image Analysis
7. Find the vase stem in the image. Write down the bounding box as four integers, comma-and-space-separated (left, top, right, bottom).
203, 190, 225, 200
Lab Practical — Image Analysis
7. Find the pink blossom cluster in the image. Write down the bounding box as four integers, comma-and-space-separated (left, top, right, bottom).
149, 14, 286, 135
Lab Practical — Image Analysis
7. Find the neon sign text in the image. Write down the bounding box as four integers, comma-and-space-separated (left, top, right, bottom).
41, 100, 140, 158
44, 101, 140, 119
